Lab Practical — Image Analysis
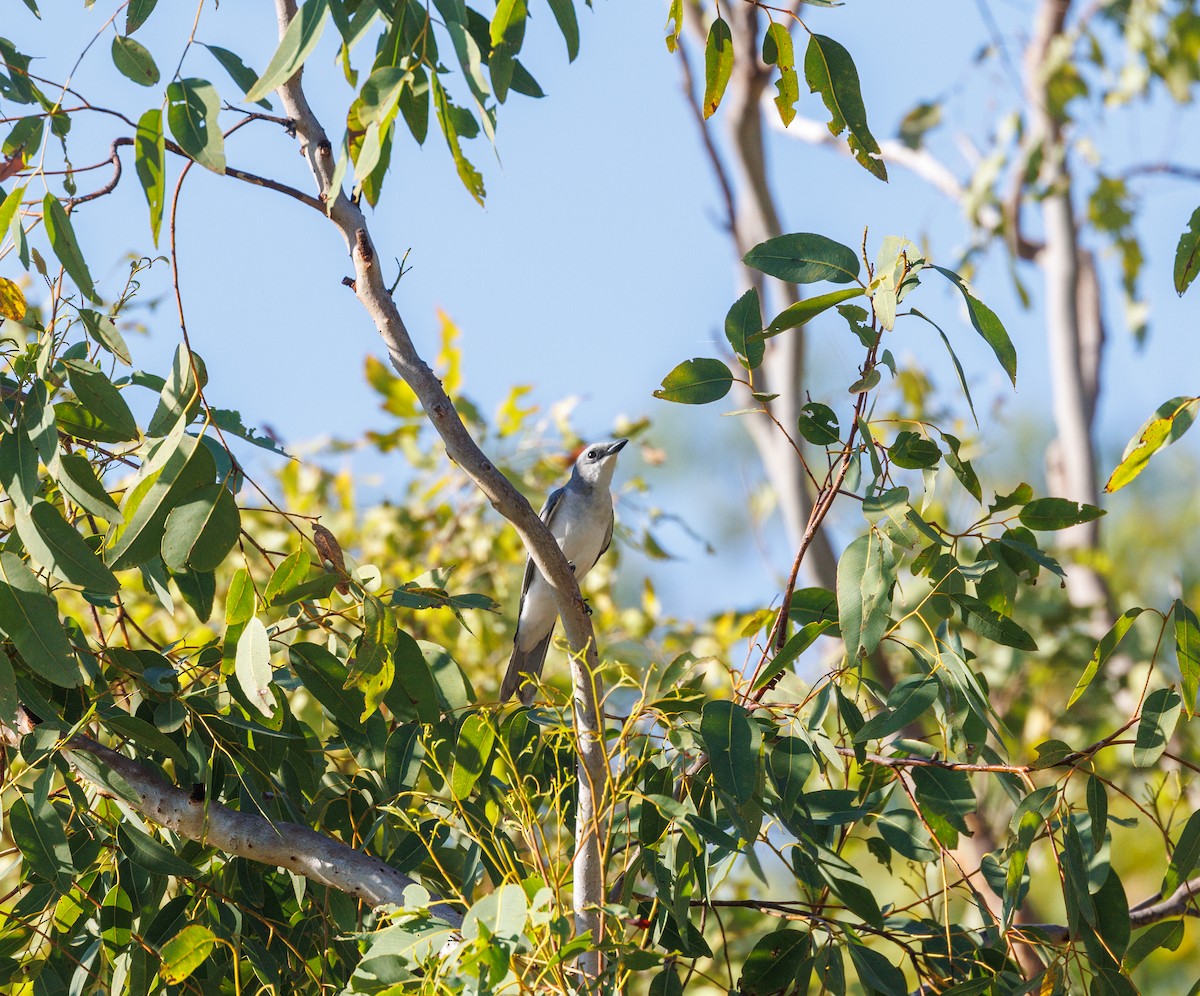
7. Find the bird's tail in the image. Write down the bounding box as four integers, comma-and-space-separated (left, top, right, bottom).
501, 632, 554, 705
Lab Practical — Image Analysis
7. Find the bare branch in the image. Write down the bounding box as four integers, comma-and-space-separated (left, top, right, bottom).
5, 708, 463, 926
267, 0, 608, 975
64, 135, 324, 212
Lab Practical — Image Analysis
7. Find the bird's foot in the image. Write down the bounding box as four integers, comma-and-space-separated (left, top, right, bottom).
583, 598, 593, 617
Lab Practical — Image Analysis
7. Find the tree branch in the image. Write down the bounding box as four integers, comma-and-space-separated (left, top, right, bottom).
4, 707, 463, 926
63, 135, 324, 212
266, 0, 608, 976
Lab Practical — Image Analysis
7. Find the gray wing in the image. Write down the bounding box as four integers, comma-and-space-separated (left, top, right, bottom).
517, 486, 565, 610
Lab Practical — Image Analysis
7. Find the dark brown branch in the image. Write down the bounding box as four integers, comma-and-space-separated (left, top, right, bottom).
64, 136, 323, 213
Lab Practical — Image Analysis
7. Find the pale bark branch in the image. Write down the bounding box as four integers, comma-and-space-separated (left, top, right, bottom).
4, 708, 463, 926
680, 7, 838, 590
268, 0, 607, 975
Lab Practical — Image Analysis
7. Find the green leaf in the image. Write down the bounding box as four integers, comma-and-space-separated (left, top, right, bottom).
1061, 821, 1096, 928
1124, 920, 1185, 973
202, 44, 272, 109
847, 943, 906, 996
148, 346, 208, 437
101, 886, 134, 947
1174, 205, 1200, 295
9, 795, 73, 890
166, 79, 226, 174
767, 737, 813, 814
876, 805, 936, 862
650, 967, 683, 996
0, 185, 26, 244
702, 17, 734, 119
763, 288, 865, 339
111, 35, 159, 86
855, 675, 938, 742
836, 532, 896, 659
762, 23, 799, 127
265, 550, 311, 604
0, 551, 79, 686
814, 842, 883, 927
134, 108, 166, 246
159, 924, 217, 984
161, 483, 241, 573
740, 929, 809, 995
226, 568, 255, 626
1018, 497, 1105, 531
1087, 775, 1108, 855
0, 424, 37, 511
889, 431, 941, 469
461, 883, 527, 942
1092, 862, 1131, 962
724, 288, 763, 370
1176, 600, 1200, 717
54, 453, 120, 523
653, 357, 733, 405
743, 233, 860, 285
1162, 808, 1200, 898
432, 77, 485, 205
1133, 687, 1181, 768
451, 713, 496, 800
80, 309, 131, 366
16, 499, 119, 593
664, 0, 683, 53
700, 700, 757, 807
126, 0, 158, 34
101, 710, 187, 769
932, 266, 1016, 386
235, 617, 274, 718
107, 435, 216, 571
1105, 397, 1199, 492
545, 0, 579, 61
753, 620, 834, 692
797, 402, 840, 446
908, 308, 978, 425
1068, 607, 1144, 708
804, 34, 886, 181
950, 593, 1037, 651
245, 0, 329, 103
64, 360, 138, 441
42, 194, 98, 302
290, 642, 364, 726
941, 433, 981, 502
911, 766, 974, 847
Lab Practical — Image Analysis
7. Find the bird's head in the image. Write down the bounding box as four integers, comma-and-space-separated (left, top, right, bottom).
571, 438, 628, 488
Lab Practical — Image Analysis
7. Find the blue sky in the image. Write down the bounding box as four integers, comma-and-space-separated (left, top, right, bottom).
7, 0, 1200, 617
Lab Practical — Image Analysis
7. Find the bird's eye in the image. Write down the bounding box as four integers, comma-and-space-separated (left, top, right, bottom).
587, 449, 598, 460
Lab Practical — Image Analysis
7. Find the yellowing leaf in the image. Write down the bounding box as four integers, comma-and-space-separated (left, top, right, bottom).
702, 17, 733, 119
0, 276, 26, 320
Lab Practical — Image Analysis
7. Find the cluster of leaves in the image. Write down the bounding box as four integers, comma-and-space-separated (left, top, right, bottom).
665, 1, 888, 181
641, 230, 1200, 992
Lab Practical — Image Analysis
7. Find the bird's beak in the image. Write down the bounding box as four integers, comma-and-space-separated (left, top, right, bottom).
605, 439, 629, 457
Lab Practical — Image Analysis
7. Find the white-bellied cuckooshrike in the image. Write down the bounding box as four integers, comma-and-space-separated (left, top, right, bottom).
501, 439, 628, 704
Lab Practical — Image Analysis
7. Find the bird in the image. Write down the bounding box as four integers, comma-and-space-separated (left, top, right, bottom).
501, 439, 628, 704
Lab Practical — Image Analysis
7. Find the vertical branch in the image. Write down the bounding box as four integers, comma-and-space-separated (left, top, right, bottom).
1023, 0, 1109, 613
266, 0, 607, 977
681, 4, 839, 589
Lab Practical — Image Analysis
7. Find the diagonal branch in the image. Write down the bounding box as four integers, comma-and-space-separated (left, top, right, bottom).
5, 707, 463, 926
266, 0, 608, 976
